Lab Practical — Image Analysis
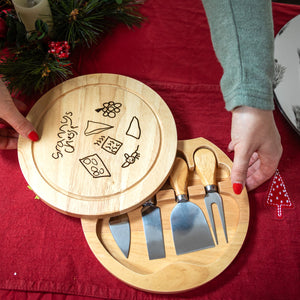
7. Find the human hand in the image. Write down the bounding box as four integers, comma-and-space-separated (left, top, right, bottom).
228, 106, 282, 194
0, 79, 39, 149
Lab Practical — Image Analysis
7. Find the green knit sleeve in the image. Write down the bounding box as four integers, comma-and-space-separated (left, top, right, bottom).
202, 0, 275, 111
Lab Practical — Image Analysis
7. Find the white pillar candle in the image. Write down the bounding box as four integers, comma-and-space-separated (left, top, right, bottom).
12, 0, 53, 33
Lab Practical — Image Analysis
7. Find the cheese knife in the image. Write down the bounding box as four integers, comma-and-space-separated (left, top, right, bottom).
141, 197, 165, 260
194, 148, 228, 244
109, 214, 130, 258
170, 157, 215, 255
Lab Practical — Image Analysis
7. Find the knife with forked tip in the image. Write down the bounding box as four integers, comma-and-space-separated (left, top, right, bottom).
194, 148, 228, 244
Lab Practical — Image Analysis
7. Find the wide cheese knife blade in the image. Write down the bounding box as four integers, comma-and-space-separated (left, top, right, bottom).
170, 157, 215, 255
109, 214, 130, 258
141, 197, 165, 260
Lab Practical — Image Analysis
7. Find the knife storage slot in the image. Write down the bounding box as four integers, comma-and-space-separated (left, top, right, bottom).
94, 183, 240, 271
82, 137, 249, 293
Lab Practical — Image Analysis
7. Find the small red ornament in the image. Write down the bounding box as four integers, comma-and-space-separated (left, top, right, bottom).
48, 41, 70, 59
266, 169, 294, 219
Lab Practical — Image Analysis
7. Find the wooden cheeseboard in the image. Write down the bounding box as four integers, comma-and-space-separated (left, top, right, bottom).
81, 137, 250, 293
18, 74, 177, 217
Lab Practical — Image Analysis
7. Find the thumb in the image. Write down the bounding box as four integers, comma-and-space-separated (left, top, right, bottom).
231, 146, 252, 195
0, 80, 39, 141
3, 102, 39, 142
227, 140, 234, 152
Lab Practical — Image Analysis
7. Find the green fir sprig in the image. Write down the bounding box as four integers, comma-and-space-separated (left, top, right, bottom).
0, 0, 145, 95
0, 46, 72, 95
0, 17, 72, 94
49, 0, 144, 48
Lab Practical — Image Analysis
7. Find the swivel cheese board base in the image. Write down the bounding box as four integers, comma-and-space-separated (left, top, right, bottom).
17, 74, 177, 218
81, 137, 250, 293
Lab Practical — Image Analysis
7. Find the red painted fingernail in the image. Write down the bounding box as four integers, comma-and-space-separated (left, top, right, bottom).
28, 131, 39, 142
233, 183, 243, 195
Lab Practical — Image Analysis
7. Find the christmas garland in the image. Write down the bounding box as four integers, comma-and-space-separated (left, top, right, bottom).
0, 0, 144, 95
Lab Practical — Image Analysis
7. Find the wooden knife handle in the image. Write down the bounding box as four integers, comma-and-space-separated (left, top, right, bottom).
194, 148, 217, 186
169, 157, 189, 196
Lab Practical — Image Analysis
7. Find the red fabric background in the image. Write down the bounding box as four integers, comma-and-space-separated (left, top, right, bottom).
0, 1, 299, 299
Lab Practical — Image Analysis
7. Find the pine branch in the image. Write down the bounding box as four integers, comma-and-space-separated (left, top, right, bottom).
0, 0, 145, 95
0, 46, 72, 95
49, 0, 145, 48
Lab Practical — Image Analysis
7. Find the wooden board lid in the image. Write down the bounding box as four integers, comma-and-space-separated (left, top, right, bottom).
18, 74, 177, 217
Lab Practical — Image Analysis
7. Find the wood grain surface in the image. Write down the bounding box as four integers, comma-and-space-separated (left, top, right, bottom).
18, 74, 177, 217
194, 148, 218, 186
169, 157, 189, 196
81, 137, 249, 293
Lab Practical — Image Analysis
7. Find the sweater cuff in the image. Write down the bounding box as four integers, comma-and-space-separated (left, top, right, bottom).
224, 86, 275, 111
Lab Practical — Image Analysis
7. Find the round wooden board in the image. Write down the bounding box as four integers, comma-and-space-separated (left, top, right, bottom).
81, 137, 250, 293
18, 74, 177, 217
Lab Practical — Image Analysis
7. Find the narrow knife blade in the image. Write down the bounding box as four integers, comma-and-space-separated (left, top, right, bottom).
109, 214, 130, 258
142, 200, 165, 260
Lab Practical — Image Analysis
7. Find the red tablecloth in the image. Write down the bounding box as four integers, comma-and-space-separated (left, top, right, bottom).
0, 1, 299, 299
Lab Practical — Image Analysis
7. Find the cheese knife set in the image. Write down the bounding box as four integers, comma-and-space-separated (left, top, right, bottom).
110, 151, 228, 260
18, 74, 249, 293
